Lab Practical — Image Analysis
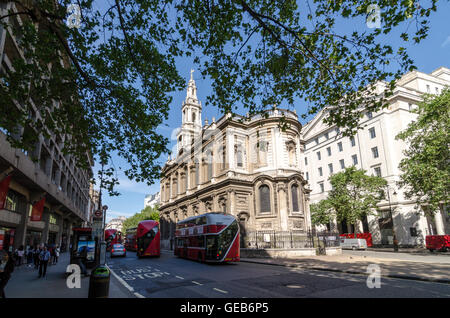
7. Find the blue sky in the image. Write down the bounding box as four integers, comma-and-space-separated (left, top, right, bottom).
99, 2, 450, 222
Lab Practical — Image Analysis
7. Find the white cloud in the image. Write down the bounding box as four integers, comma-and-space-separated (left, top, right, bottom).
441, 36, 450, 48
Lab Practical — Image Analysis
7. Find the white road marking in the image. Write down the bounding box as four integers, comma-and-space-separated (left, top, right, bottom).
107, 266, 134, 292
134, 292, 145, 298
213, 288, 228, 294
176, 275, 185, 279
192, 281, 202, 285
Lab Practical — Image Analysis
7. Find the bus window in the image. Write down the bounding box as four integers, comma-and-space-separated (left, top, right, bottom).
216, 221, 238, 256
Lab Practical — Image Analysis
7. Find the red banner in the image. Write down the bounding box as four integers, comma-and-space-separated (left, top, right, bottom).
0, 175, 12, 210
30, 197, 46, 222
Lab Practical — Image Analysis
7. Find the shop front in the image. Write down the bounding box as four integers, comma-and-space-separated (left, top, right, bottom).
25, 230, 42, 248
0, 227, 16, 251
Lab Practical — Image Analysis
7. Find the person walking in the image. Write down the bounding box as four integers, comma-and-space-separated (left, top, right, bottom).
33, 246, 40, 269
16, 246, 24, 266
38, 246, 51, 278
53, 245, 60, 265
78, 246, 89, 277
0, 250, 15, 298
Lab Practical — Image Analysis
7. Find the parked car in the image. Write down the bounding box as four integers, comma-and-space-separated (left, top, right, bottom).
340, 238, 367, 250
110, 243, 126, 257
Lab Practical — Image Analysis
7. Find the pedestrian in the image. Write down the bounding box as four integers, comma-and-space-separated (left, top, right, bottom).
53, 245, 60, 265
33, 246, 41, 269
27, 247, 33, 266
16, 246, 24, 266
0, 250, 15, 298
38, 246, 51, 278
78, 246, 89, 277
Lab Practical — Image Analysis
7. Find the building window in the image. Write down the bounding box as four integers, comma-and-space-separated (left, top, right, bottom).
304, 157, 308, 166
426, 84, 430, 93
327, 147, 331, 156
335, 127, 340, 135
435, 87, 439, 94
325, 132, 329, 140
315, 137, 319, 145
371, 146, 379, 159
287, 141, 296, 166
318, 167, 323, 177
235, 144, 244, 168
291, 184, 299, 212
328, 163, 333, 174
316, 151, 321, 160
352, 154, 358, 165
256, 140, 268, 166
367, 111, 373, 119
369, 127, 376, 139
207, 152, 213, 180
337, 142, 343, 152
374, 166, 382, 177
350, 136, 356, 147
319, 183, 324, 193
306, 172, 309, 180
339, 159, 345, 169
259, 185, 271, 213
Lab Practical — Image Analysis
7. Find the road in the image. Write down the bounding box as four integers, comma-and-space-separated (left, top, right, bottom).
106, 250, 450, 298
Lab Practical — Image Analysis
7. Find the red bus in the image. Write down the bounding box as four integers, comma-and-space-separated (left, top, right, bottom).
105, 229, 122, 250
136, 220, 160, 258
125, 227, 137, 251
174, 212, 240, 263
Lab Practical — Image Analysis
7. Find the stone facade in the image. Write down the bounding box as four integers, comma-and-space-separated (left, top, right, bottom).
159, 71, 311, 249
302, 67, 450, 246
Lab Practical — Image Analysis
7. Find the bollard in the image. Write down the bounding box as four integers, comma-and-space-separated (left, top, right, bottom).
88, 264, 110, 298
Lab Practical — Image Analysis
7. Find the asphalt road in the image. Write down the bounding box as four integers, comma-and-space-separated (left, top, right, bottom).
106, 250, 450, 298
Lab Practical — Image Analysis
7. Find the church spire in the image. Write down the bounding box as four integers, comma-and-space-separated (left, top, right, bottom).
185, 69, 198, 103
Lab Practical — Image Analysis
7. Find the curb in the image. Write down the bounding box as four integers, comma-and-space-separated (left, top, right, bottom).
240, 259, 450, 285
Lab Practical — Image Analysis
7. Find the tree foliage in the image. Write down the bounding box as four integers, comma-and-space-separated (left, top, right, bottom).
396, 88, 450, 215
310, 198, 334, 227
122, 205, 160, 234
0, 0, 439, 194
312, 166, 387, 233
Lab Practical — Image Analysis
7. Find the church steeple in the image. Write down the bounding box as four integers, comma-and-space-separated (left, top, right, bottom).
177, 69, 202, 155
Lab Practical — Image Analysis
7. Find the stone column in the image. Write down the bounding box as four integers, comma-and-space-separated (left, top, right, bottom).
41, 208, 51, 245
435, 206, 446, 235
277, 183, 289, 231
14, 201, 29, 249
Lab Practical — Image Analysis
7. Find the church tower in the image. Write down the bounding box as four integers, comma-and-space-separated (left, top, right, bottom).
177, 69, 202, 155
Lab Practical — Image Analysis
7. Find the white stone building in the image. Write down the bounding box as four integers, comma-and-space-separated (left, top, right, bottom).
301, 67, 450, 247
159, 71, 311, 249
105, 216, 126, 232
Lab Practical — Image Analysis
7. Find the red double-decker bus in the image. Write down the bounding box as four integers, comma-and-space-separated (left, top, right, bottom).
174, 212, 240, 263
125, 227, 137, 251
105, 229, 122, 250
136, 220, 160, 258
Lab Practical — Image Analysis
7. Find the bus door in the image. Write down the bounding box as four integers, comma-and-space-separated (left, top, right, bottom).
205, 235, 218, 260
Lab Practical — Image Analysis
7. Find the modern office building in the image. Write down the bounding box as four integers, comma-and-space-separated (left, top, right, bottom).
0, 2, 94, 251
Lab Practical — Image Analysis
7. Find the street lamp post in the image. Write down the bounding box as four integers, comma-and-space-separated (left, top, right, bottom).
385, 185, 398, 252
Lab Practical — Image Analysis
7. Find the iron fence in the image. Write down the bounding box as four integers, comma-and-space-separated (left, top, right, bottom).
242, 230, 341, 250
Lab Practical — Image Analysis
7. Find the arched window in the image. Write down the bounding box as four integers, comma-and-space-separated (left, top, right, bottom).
192, 111, 196, 123
259, 184, 271, 213
291, 184, 299, 212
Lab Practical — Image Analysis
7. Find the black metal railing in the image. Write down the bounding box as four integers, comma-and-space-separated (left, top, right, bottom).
242, 230, 341, 250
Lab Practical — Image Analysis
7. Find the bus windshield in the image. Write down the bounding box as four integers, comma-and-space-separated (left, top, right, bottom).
206, 220, 238, 259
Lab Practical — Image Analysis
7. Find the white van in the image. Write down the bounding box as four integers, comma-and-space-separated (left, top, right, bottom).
340, 238, 367, 250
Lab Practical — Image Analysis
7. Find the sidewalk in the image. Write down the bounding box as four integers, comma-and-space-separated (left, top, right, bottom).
240, 253, 450, 284
4, 252, 135, 298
